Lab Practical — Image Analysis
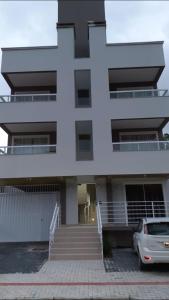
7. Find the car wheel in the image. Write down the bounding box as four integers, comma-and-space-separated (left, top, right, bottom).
138, 252, 147, 271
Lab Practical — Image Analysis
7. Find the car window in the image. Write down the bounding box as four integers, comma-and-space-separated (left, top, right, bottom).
147, 222, 169, 236
136, 220, 143, 233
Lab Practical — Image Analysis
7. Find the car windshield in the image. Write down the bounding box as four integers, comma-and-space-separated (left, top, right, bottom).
147, 222, 169, 236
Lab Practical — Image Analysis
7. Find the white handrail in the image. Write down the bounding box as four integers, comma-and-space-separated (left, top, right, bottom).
0, 144, 57, 155
49, 202, 60, 258
100, 200, 167, 225
0, 93, 57, 103
110, 89, 168, 98
96, 201, 103, 259
112, 140, 169, 152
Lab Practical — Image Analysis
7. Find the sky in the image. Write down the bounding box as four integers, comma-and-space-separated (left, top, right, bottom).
0, 0, 169, 145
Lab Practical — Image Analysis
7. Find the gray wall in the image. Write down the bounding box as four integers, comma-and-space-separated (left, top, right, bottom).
0, 26, 168, 179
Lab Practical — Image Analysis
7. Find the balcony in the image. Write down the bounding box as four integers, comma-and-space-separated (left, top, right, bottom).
0, 144, 57, 155
110, 89, 168, 100
112, 140, 169, 152
0, 94, 56, 103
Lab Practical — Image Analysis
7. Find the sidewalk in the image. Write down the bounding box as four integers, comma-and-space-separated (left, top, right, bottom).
0, 260, 169, 300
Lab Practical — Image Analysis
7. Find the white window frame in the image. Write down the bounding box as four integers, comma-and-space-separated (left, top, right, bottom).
12, 134, 50, 146
11, 135, 50, 155
119, 131, 159, 142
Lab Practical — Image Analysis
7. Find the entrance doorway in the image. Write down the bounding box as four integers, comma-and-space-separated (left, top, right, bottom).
126, 184, 165, 224
77, 184, 96, 224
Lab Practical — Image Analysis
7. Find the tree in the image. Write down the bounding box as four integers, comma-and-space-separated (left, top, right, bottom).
163, 133, 169, 140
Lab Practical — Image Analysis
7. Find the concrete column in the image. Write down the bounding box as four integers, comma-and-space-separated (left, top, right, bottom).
96, 177, 107, 224
60, 182, 66, 225
66, 178, 78, 224
112, 183, 127, 225
106, 177, 113, 223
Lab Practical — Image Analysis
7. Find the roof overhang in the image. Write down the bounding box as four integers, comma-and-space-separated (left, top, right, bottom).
109, 66, 164, 87
2, 71, 56, 90
111, 118, 168, 131
2, 122, 56, 134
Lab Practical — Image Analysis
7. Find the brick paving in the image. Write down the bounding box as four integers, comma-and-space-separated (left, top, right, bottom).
0, 259, 169, 299
104, 248, 169, 272
104, 248, 139, 272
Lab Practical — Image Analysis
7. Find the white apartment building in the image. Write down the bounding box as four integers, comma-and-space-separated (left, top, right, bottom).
0, 0, 169, 250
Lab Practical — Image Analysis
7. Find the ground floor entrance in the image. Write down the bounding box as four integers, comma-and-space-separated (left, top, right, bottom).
126, 184, 165, 223
0, 176, 169, 243
77, 184, 96, 225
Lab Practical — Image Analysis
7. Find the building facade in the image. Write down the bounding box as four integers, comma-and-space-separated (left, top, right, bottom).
0, 0, 169, 244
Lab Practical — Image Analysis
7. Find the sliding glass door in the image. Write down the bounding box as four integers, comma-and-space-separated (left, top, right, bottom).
126, 184, 165, 223
12, 135, 49, 154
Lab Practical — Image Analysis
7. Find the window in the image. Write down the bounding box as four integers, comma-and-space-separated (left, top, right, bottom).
126, 184, 165, 224
120, 132, 158, 142
147, 222, 169, 236
137, 220, 143, 233
75, 121, 93, 160
75, 70, 91, 107
78, 134, 91, 152
12, 135, 49, 155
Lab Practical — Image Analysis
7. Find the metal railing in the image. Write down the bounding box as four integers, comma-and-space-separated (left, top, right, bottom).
49, 202, 60, 258
112, 140, 169, 152
96, 201, 103, 259
110, 89, 168, 99
0, 184, 60, 194
0, 144, 57, 155
99, 201, 167, 225
0, 94, 56, 103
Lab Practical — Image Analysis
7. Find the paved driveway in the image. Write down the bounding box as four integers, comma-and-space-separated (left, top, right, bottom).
0, 242, 48, 273
104, 248, 169, 272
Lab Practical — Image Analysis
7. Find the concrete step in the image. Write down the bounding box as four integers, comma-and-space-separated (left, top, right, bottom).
60, 225, 97, 229
58, 228, 98, 233
54, 237, 100, 243
55, 231, 98, 237
50, 247, 101, 255
50, 253, 102, 260
49, 225, 102, 261
51, 242, 101, 248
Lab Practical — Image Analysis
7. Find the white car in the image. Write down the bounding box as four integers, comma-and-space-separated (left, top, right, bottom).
133, 217, 169, 270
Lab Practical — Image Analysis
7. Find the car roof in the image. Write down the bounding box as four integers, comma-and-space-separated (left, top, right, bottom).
143, 217, 169, 224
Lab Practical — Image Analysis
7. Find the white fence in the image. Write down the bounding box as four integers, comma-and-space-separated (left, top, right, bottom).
100, 200, 167, 225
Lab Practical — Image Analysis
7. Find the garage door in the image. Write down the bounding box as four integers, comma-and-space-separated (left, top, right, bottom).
0, 185, 60, 242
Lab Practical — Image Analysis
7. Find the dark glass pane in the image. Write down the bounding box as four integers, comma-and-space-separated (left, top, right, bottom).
147, 222, 169, 235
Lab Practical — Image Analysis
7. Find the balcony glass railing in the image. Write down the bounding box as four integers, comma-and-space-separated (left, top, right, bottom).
110, 89, 168, 99
112, 140, 169, 152
0, 144, 57, 155
0, 94, 56, 103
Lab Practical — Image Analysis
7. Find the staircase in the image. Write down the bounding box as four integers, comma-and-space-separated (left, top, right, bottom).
49, 225, 102, 260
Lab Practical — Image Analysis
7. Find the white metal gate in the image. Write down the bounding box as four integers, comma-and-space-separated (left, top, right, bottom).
0, 185, 60, 242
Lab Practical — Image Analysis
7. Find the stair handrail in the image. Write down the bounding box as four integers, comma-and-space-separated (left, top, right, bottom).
96, 201, 103, 259
49, 202, 60, 257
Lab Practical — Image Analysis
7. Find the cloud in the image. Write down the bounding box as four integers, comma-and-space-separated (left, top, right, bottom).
0, 0, 169, 131
0, 1, 58, 47
105, 1, 169, 132
0, 1, 58, 94
105, 1, 169, 86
